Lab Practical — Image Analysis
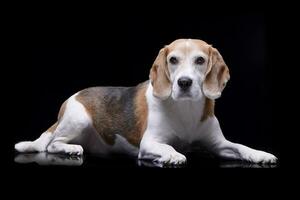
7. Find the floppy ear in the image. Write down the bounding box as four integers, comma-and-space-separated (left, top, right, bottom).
202, 47, 230, 100
149, 47, 171, 100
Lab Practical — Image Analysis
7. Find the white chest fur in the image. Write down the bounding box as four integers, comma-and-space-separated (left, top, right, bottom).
144, 84, 211, 144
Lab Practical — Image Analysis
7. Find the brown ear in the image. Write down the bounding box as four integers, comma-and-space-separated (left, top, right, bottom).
202, 47, 230, 100
149, 47, 171, 100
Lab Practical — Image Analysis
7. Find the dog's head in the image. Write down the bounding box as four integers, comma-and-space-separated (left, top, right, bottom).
150, 39, 230, 101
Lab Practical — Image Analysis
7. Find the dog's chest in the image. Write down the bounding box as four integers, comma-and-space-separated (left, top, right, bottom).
159, 100, 206, 142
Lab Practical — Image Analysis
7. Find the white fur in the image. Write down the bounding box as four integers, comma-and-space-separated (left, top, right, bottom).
15, 93, 139, 157
139, 76, 277, 165
15, 132, 53, 152
46, 94, 91, 155
15, 94, 90, 155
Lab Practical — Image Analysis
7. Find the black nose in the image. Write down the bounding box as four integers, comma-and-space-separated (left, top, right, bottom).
178, 77, 193, 90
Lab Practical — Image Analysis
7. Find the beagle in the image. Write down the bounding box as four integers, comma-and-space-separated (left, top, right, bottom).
15, 39, 277, 165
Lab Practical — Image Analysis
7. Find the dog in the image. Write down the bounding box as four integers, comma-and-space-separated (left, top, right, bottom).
15, 39, 277, 165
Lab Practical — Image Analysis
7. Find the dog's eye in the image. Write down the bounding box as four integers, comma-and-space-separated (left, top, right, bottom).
169, 56, 179, 65
195, 56, 205, 65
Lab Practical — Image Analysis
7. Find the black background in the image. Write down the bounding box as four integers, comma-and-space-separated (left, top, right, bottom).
9, 11, 283, 172
5, 4, 297, 195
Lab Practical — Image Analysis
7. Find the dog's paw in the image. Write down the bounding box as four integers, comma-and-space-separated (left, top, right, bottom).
248, 151, 278, 164
64, 145, 84, 156
15, 142, 34, 153
155, 151, 187, 165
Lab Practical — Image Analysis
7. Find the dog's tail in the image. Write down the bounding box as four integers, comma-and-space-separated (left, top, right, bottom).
14, 123, 57, 153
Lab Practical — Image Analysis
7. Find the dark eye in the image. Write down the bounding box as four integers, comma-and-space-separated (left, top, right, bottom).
195, 56, 205, 65
169, 56, 178, 65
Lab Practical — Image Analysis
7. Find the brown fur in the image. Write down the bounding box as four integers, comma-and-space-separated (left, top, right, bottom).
75, 87, 116, 145
47, 122, 58, 133
167, 39, 210, 56
202, 46, 230, 99
76, 82, 149, 147
150, 48, 171, 100
58, 100, 67, 121
127, 82, 148, 145
47, 100, 67, 133
201, 98, 215, 121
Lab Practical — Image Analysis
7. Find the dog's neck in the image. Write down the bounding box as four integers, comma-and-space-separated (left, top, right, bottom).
146, 83, 209, 125
164, 97, 205, 118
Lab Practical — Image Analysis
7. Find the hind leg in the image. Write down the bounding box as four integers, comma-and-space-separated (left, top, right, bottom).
15, 122, 57, 153
15, 132, 53, 152
46, 95, 91, 155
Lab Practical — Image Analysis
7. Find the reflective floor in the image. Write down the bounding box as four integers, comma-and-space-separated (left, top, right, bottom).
14, 152, 278, 168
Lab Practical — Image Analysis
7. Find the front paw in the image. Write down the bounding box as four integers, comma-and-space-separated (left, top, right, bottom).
248, 151, 278, 164
155, 152, 187, 166
64, 145, 84, 156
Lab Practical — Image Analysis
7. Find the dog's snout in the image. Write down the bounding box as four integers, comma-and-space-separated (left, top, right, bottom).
178, 77, 193, 90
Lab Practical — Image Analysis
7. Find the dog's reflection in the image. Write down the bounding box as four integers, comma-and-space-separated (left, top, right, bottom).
219, 161, 277, 168
14, 153, 277, 168
14, 153, 83, 166
137, 159, 187, 168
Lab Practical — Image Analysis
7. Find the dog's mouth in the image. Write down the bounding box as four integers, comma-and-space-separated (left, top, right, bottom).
172, 87, 202, 101
174, 92, 194, 101
178, 92, 192, 98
